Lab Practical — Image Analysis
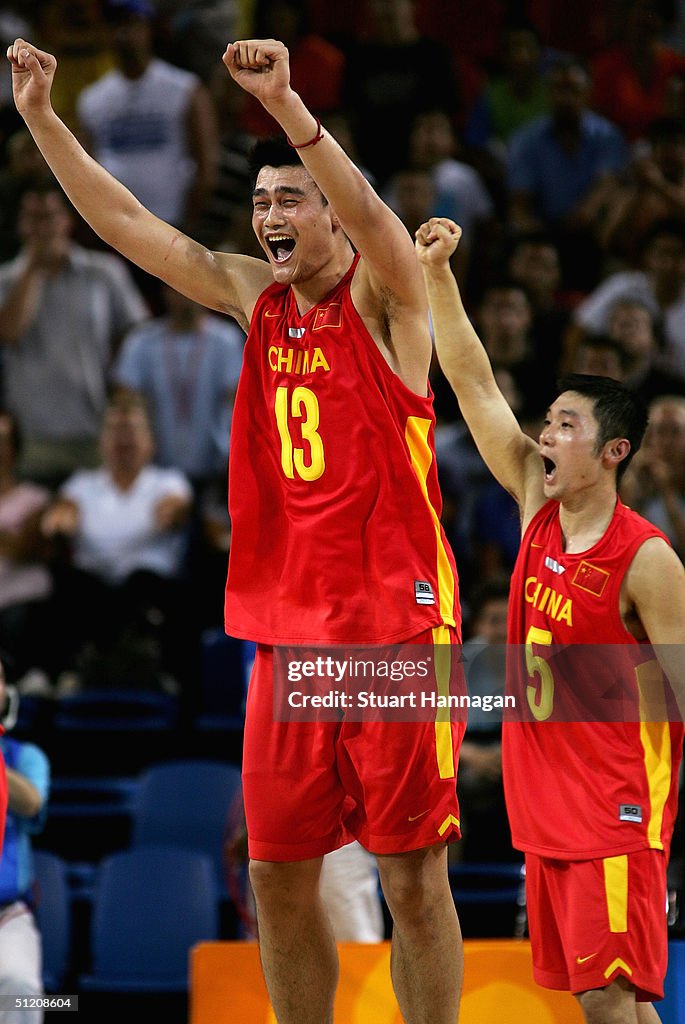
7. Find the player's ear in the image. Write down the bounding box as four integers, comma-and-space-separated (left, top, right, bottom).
329, 207, 342, 230
604, 437, 631, 468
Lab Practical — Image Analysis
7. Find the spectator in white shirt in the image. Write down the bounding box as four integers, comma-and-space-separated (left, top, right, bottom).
42, 393, 193, 689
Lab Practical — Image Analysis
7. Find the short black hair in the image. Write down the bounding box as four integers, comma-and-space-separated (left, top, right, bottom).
555, 373, 648, 483
577, 332, 629, 369
19, 177, 68, 205
248, 135, 328, 204
249, 135, 300, 184
478, 278, 534, 310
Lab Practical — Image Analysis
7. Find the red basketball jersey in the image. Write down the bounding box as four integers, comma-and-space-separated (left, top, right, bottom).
225, 256, 460, 644
503, 498, 683, 859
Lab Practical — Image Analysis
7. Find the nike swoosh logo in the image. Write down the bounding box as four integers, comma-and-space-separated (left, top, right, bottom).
408, 810, 431, 822
531, 543, 544, 548
264, 310, 279, 317
576, 953, 598, 964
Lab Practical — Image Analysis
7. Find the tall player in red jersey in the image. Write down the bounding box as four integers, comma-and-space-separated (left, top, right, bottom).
416, 216, 685, 1024
7, 36, 465, 1024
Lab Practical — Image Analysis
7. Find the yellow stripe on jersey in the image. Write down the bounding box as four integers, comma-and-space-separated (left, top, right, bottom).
405, 416, 456, 626
603, 855, 628, 933
433, 624, 455, 779
637, 660, 672, 850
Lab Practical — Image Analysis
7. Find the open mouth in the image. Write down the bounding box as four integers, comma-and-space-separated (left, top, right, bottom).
542, 455, 557, 482
266, 234, 296, 263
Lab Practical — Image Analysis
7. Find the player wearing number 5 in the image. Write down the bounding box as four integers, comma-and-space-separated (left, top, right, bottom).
7, 36, 466, 1024
416, 216, 685, 1024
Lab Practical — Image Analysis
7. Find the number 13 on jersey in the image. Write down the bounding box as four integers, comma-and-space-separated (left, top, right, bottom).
275, 385, 326, 481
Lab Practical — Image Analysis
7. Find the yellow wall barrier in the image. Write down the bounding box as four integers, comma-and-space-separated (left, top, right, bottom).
190, 940, 584, 1023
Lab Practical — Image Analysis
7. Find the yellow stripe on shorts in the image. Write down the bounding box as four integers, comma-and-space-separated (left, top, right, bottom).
432, 624, 455, 780
603, 855, 628, 933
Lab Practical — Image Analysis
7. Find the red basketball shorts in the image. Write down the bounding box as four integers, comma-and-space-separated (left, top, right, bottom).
525, 848, 669, 1001
243, 624, 465, 861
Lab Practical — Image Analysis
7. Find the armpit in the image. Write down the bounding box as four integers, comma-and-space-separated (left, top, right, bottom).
621, 602, 648, 641
379, 285, 399, 326
220, 303, 249, 333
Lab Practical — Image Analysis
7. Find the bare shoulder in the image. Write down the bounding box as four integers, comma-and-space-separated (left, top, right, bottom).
626, 535, 685, 592
624, 536, 685, 639
209, 251, 274, 328
141, 227, 274, 332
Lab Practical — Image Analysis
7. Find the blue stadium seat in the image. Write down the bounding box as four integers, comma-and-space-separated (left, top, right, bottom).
131, 760, 242, 886
79, 847, 219, 992
194, 630, 253, 730
32, 850, 71, 993
47, 776, 138, 819
449, 861, 526, 938
50, 689, 179, 775
663, 941, 685, 1024
41, 775, 139, 862
54, 689, 178, 732
449, 861, 524, 904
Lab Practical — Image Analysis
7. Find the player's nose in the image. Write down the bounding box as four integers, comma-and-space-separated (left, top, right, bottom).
264, 203, 285, 228
539, 424, 554, 446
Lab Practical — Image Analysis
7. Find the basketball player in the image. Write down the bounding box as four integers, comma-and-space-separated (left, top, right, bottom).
7, 38, 465, 1023
416, 215, 685, 1024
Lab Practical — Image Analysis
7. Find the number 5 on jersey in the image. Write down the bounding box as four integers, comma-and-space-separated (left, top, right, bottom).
526, 625, 554, 720
275, 385, 326, 481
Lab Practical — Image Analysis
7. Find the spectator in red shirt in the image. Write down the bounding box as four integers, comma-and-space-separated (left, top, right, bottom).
239, 0, 345, 138
591, 0, 685, 143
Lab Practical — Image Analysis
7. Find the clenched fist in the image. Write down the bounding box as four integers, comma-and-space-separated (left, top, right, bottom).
415, 217, 462, 267
6, 39, 57, 120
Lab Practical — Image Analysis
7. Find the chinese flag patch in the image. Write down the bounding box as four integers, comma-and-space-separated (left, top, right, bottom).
313, 302, 342, 331
571, 560, 610, 597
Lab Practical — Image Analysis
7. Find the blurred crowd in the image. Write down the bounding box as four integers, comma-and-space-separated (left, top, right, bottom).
0, 0, 684, 913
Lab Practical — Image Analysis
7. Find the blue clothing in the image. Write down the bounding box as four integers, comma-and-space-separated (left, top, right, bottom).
113, 314, 245, 480
507, 111, 628, 222
472, 481, 521, 571
0, 738, 49, 902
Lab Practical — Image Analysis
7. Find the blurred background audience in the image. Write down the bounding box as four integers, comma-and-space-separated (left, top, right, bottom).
0, 181, 148, 488
41, 394, 193, 692
1, 0, 684, 990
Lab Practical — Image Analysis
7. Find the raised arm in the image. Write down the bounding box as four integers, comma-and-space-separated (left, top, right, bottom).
223, 40, 431, 385
7, 40, 271, 329
415, 217, 542, 514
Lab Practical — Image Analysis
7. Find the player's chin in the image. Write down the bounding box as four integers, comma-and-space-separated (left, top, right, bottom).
273, 256, 302, 281
270, 262, 295, 284
542, 476, 559, 499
